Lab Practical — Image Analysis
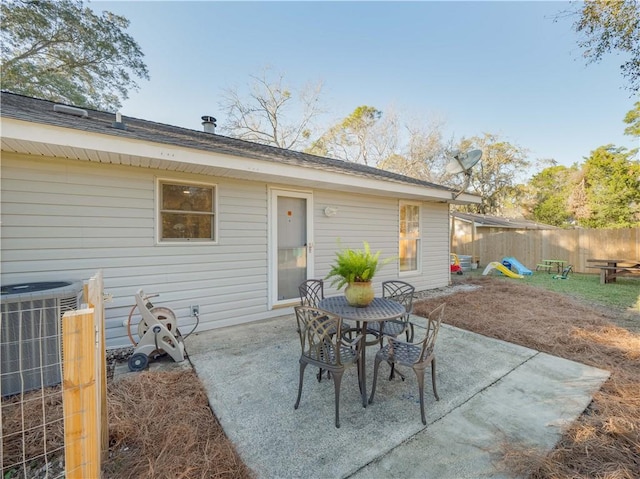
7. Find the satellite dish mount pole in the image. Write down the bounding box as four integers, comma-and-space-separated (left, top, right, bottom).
452, 170, 473, 199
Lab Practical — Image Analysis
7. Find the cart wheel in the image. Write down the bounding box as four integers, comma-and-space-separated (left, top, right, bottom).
128, 353, 149, 372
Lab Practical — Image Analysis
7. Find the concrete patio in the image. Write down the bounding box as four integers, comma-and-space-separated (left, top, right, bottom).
185, 313, 609, 479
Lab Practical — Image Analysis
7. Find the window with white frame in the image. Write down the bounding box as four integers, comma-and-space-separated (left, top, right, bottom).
399, 202, 420, 272
158, 180, 216, 242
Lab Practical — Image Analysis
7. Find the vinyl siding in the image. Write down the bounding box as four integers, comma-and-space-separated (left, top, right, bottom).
312, 190, 450, 296
1, 154, 451, 348
1, 154, 272, 347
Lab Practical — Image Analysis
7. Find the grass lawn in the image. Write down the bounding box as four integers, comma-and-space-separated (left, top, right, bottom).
471, 268, 640, 330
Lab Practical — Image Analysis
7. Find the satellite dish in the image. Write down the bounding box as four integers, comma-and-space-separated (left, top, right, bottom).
445, 149, 482, 174
444, 149, 482, 199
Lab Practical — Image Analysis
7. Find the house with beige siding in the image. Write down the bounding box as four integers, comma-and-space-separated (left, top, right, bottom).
0, 92, 481, 348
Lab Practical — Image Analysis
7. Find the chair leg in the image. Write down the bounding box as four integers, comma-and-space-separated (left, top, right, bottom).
316, 368, 332, 381
388, 362, 406, 381
332, 370, 344, 428
414, 367, 427, 425
431, 358, 439, 401
368, 356, 382, 405
295, 362, 307, 410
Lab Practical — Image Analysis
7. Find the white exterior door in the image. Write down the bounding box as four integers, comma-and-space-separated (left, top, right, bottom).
270, 189, 314, 307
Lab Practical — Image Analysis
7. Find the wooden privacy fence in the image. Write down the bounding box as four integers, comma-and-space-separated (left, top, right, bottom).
451, 227, 640, 274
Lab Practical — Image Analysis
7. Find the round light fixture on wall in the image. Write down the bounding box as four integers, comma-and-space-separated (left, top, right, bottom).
324, 206, 338, 217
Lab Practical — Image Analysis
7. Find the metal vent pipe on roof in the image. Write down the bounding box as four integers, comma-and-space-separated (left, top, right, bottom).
201, 116, 217, 134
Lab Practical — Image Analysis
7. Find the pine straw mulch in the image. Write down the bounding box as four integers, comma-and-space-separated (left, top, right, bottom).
1, 369, 251, 479
1, 387, 65, 478
103, 369, 254, 479
3, 276, 637, 478
413, 276, 640, 479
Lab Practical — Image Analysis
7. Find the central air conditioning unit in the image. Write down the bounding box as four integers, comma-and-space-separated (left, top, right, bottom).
1, 281, 83, 397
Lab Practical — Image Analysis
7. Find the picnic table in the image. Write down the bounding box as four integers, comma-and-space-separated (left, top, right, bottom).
586, 258, 640, 284
536, 259, 566, 274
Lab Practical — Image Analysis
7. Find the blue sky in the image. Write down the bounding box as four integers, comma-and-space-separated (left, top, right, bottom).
97, 1, 638, 175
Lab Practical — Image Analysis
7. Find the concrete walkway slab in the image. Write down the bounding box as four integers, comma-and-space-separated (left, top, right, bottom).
186, 314, 609, 479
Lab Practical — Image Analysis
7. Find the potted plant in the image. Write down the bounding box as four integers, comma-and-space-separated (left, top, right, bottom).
325, 241, 392, 307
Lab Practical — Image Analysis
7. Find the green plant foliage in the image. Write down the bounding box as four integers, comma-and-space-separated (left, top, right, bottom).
325, 241, 392, 290
623, 101, 640, 138
528, 165, 576, 227
576, 145, 640, 228
572, 0, 640, 94
0, 0, 149, 111
306, 105, 386, 166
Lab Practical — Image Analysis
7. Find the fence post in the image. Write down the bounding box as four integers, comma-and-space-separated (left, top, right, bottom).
62, 308, 100, 479
85, 271, 109, 460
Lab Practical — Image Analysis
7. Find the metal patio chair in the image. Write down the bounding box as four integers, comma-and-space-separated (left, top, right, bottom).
299, 279, 351, 340
294, 306, 363, 428
298, 279, 325, 308
367, 280, 416, 343
368, 303, 446, 425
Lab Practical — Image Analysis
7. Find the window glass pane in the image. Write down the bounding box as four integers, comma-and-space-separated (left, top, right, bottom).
408, 206, 419, 236
400, 204, 420, 272
160, 182, 215, 241
162, 184, 213, 212
400, 239, 418, 271
162, 213, 213, 239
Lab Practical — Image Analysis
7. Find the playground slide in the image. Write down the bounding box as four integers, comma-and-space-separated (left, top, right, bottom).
502, 256, 533, 276
482, 262, 524, 279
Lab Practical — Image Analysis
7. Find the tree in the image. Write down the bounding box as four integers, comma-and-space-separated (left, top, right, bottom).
307, 105, 390, 166
526, 165, 576, 226
568, 0, 640, 94
1, 0, 149, 111
623, 101, 640, 137
573, 145, 640, 227
309, 106, 452, 177
378, 118, 450, 183
218, 68, 325, 150
455, 134, 530, 215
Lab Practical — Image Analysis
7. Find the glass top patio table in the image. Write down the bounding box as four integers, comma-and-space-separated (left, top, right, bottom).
318, 296, 405, 408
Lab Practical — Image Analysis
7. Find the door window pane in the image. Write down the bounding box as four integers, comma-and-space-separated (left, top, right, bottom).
277, 196, 307, 300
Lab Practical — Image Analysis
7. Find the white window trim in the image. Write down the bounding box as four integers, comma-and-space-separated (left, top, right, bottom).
399, 201, 422, 276
155, 177, 219, 245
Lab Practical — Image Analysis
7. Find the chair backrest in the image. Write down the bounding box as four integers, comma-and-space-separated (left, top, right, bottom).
418, 303, 446, 363
294, 306, 346, 366
382, 280, 415, 316
299, 279, 324, 308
